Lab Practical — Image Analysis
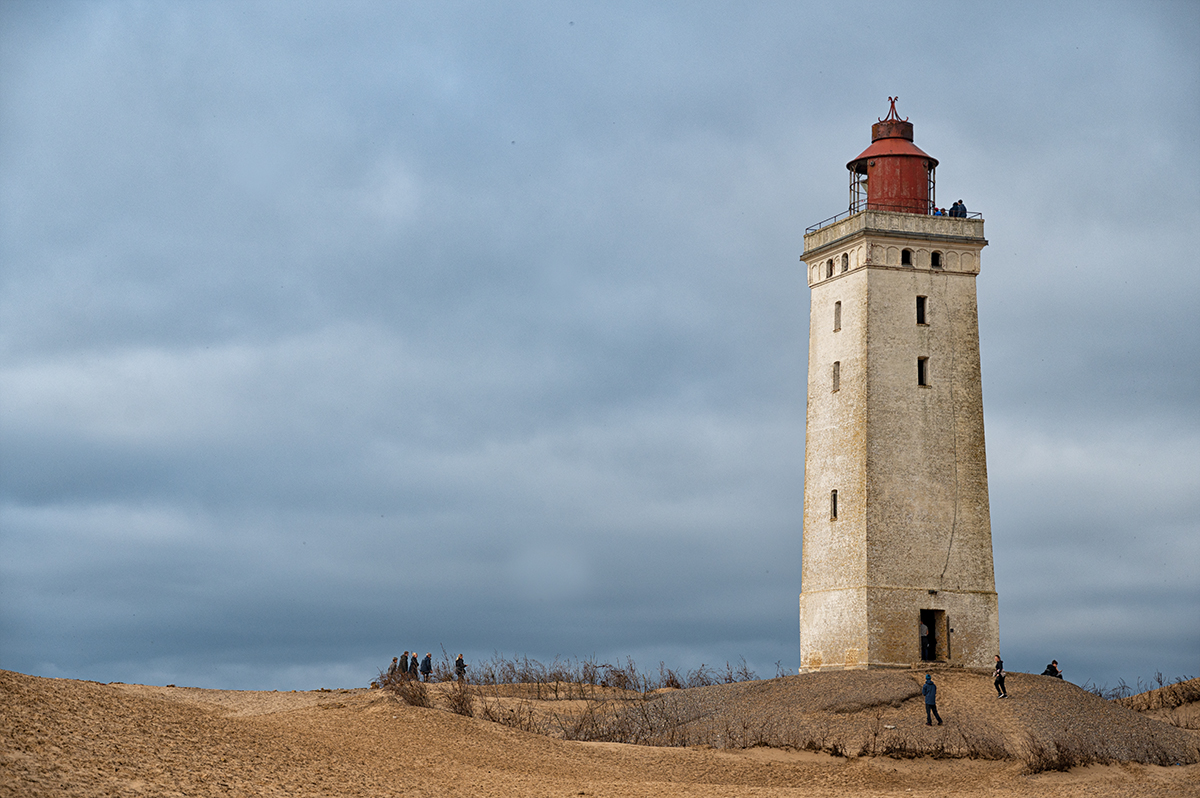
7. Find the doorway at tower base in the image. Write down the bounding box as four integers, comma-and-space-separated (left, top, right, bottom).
798, 586, 999, 672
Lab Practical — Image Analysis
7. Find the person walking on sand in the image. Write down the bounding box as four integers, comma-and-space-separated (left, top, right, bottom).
408, 650, 420, 679
1041, 660, 1063, 679
923, 674, 943, 725
455, 654, 467, 682
388, 657, 400, 680
993, 655, 1008, 698
400, 652, 410, 679
420, 652, 433, 682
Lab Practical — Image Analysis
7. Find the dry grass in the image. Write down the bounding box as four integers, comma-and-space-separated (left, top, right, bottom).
1116, 676, 1200, 713
387, 660, 1200, 773
5, 667, 1200, 797
375, 666, 432, 708
1115, 677, 1200, 731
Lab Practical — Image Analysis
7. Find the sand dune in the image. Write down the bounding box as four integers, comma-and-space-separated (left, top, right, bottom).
2, 668, 1198, 797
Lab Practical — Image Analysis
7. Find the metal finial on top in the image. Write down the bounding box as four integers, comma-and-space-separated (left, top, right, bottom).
880, 97, 907, 123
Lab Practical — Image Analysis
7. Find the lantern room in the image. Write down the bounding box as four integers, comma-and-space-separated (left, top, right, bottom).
847, 98, 937, 215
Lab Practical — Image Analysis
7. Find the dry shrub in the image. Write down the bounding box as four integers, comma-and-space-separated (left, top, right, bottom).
1117, 676, 1200, 713
1016, 732, 1185, 774
685, 664, 719, 688
478, 697, 547, 734
553, 699, 610, 741
445, 679, 474, 718
1162, 708, 1200, 730
658, 662, 683, 690
466, 653, 760, 698
383, 674, 431, 708
1103, 675, 1200, 732
953, 727, 1008, 760
855, 725, 1006, 762
1022, 739, 1097, 774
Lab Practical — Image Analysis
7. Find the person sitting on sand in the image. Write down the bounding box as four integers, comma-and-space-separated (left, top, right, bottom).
922, 674, 943, 725
420, 653, 433, 682
993, 655, 1007, 698
1041, 660, 1063, 679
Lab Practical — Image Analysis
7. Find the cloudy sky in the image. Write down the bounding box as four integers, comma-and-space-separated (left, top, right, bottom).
2, 1, 1197, 692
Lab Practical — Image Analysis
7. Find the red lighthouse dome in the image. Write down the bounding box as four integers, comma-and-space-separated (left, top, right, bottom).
847, 98, 937, 215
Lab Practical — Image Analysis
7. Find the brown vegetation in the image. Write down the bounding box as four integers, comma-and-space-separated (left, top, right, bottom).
1115, 676, 1200, 731
3, 666, 1199, 797
398, 664, 1199, 773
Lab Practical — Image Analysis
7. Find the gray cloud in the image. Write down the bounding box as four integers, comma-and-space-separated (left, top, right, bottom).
1, 0, 1197, 691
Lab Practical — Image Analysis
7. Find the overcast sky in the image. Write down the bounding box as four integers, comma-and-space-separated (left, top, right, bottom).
2, 1, 1197, 692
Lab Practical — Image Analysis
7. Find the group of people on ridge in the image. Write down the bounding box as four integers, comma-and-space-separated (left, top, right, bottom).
923, 655, 1063, 726
992, 656, 1062, 700
387, 651, 469, 682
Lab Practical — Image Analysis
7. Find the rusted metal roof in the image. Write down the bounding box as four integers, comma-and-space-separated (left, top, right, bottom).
847, 137, 937, 173
847, 97, 938, 173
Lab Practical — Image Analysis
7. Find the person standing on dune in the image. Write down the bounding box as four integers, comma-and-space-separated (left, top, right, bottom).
923, 674, 943, 725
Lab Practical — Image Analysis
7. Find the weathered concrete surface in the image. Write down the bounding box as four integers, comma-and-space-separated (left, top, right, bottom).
799, 211, 998, 672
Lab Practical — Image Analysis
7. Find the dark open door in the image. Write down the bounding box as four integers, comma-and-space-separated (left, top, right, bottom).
920, 609, 936, 661
920, 609, 947, 661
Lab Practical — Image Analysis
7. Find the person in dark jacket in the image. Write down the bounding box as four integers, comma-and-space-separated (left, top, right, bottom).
400, 652, 410, 679
420, 652, 433, 682
993, 655, 1007, 698
408, 651, 419, 679
949, 200, 967, 218
455, 654, 467, 682
1041, 660, 1063, 679
922, 674, 943, 725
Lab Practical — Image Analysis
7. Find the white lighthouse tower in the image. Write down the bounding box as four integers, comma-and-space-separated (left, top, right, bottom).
798, 100, 999, 671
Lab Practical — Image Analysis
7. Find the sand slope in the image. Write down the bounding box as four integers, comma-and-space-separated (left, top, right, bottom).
2, 669, 1198, 797
608, 670, 1200, 764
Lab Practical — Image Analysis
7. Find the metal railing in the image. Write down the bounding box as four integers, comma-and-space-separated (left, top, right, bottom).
806, 205, 982, 235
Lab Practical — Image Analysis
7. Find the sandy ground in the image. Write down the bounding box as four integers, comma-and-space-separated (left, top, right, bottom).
3, 669, 1198, 797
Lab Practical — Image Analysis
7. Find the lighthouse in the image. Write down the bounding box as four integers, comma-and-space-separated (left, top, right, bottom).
798, 99, 999, 671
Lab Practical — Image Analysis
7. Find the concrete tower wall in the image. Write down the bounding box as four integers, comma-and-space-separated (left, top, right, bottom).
799, 261, 870, 671
799, 211, 998, 672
